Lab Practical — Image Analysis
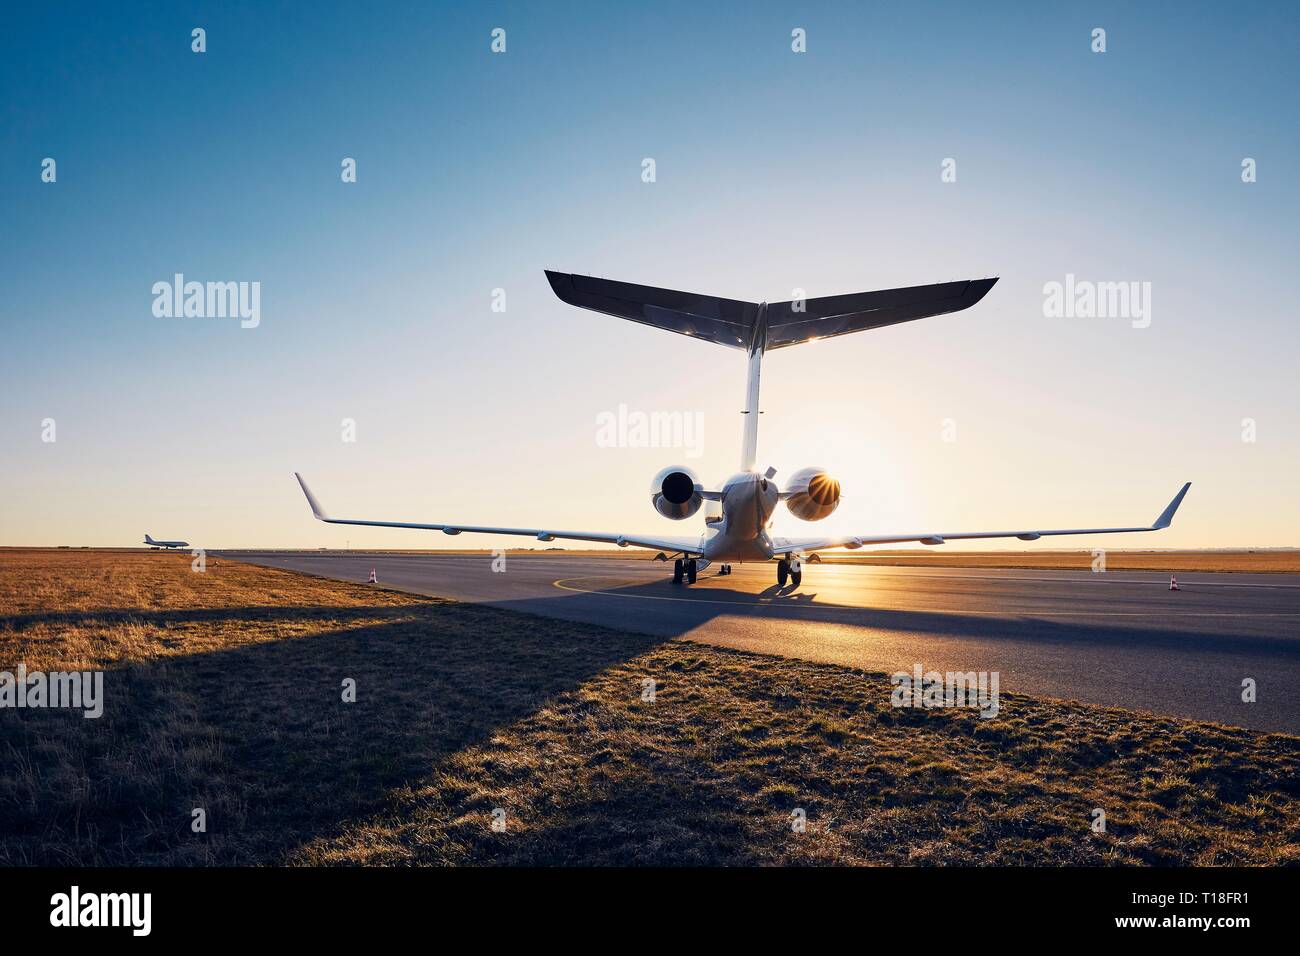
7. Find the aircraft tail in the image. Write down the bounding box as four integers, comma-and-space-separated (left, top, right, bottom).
144, 534, 154, 544
546, 270, 999, 472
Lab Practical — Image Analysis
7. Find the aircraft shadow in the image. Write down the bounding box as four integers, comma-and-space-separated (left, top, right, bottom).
0, 600, 665, 865
484, 576, 1300, 659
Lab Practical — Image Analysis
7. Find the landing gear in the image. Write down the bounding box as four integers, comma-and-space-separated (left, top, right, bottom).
673, 559, 684, 584
717, 564, 732, 575
687, 559, 698, 584
777, 558, 802, 588
673, 558, 699, 584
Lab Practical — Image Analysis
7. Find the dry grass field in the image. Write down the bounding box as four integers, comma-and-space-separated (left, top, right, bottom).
1, 549, 1296, 866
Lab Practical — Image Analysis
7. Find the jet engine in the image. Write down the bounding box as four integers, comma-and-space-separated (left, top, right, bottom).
650, 466, 703, 520
784, 467, 841, 521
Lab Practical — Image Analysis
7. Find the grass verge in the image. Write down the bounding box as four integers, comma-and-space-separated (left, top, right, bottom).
1, 550, 1296, 865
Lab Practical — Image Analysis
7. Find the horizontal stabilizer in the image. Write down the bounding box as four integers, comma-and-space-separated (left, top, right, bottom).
765, 278, 997, 349
545, 271, 997, 351
545, 271, 753, 348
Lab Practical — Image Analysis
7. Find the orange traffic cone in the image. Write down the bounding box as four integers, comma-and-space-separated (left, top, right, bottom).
1169, 575, 1179, 591
368, 568, 378, 584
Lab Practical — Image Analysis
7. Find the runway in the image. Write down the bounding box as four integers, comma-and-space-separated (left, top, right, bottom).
220, 552, 1300, 734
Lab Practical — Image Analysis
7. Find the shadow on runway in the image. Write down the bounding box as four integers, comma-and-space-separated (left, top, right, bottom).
488, 576, 1300, 659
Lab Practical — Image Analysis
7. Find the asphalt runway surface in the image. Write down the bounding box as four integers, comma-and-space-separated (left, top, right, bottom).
220, 552, 1300, 734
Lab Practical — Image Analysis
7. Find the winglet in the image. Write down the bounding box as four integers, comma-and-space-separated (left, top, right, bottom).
295, 473, 330, 521
1152, 482, 1191, 529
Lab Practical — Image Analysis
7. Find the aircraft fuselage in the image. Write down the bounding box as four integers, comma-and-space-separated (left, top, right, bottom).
700, 471, 781, 562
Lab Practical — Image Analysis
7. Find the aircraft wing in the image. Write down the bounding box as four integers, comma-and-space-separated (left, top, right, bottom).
771, 483, 1191, 556
295, 474, 705, 555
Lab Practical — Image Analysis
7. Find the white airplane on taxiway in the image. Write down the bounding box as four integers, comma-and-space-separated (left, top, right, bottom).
296, 271, 1189, 589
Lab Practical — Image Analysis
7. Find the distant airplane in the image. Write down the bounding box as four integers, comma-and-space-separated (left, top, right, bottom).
295, 272, 1190, 589
144, 533, 189, 550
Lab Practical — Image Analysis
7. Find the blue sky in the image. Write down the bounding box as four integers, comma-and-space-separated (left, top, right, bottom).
2, 1, 1297, 547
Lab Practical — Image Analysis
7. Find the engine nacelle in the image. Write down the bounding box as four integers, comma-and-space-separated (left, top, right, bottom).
650, 466, 703, 520
784, 467, 841, 521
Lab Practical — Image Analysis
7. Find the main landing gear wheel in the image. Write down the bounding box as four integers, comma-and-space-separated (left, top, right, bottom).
672, 558, 701, 584
777, 559, 802, 588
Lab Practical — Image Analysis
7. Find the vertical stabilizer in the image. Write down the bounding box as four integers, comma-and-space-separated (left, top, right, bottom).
740, 303, 767, 472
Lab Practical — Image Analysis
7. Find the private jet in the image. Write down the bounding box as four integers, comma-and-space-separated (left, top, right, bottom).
295, 272, 1189, 589
144, 533, 189, 550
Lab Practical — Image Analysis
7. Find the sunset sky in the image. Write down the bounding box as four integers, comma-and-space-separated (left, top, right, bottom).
2, 1, 1297, 549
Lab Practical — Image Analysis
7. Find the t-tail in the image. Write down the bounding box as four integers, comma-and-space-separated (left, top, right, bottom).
545, 271, 998, 472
